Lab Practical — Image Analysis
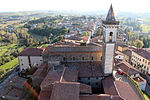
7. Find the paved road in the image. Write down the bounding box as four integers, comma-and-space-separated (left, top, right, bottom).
113, 68, 143, 100
145, 83, 150, 97
0, 66, 19, 90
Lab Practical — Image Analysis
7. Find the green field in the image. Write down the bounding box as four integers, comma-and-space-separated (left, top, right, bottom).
0, 58, 18, 82
0, 44, 25, 82
0, 58, 18, 72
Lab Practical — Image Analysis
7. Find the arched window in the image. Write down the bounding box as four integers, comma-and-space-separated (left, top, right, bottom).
91, 56, 94, 60
72, 57, 76, 61
82, 56, 85, 60
109, 32, 113, 42
63, 57, 66, 61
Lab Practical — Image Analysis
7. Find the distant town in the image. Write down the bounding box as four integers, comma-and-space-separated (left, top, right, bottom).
0, 4, 150, 100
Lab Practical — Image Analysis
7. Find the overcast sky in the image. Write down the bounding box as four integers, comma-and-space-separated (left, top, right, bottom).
0, 0, 150, 13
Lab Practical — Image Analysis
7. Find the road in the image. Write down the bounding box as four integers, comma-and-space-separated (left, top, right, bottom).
113, 68, 143, 100
0, 66, 19, 90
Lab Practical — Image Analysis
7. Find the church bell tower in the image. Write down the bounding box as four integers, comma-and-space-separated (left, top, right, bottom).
102, 4, 119, 76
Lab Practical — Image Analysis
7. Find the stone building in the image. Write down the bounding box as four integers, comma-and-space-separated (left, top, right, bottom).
18, 48, 44, 71
131, 49, 150, 74
43, 41, 102, 67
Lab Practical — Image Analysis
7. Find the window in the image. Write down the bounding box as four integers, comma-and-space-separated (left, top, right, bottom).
63, 57, 66, 61
88, 82, 90, 85
82, 57, 85, 60
96, 83, 98, 86
143, 59, 144, 62
88, 77, 90, 80
72, 57, 75, 61
109, 32, 113, 42
22, 64, 23, 66
96, 77, 99, 80
91, 56, 94, 60
21, 59, 22, 61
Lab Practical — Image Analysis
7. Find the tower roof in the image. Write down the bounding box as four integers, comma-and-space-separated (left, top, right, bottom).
106, 4, 115, 21
102, 4, 119, 25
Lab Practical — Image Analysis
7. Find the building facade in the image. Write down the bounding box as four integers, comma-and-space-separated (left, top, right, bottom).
131, 49, 150, 74
18, 48, 44, 71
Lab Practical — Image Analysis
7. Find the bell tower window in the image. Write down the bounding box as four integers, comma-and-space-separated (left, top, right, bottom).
109, 32, 113, 42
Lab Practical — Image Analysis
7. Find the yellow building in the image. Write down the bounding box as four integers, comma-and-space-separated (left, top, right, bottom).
131, 49, 150, 74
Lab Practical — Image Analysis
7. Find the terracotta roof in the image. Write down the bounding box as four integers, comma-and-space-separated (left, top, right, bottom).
40, 67, 78, 90
80, 94, 123, 100
50, 82, 80, 100
40, 69, 63, 90
18, 48, 44, 56
32, 62, 49, 78
38, 90, 52, 100
102, 76, 118, 95
64, 61, 103, 77
61, 67, 78, 82
133, 49, 150, 61
122, 49, 132, 56
80, 83, 92, 94
90, 36, 103, 43
116, 61, 140, 76
115, 80, 140, 100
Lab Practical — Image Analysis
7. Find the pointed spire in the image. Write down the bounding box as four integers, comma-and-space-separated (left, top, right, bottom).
106, 4, 115, 21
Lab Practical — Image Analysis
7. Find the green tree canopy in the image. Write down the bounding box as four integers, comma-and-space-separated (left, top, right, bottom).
43, 36, 48, 43
96, 27, 102, 36
82, 31, 90, 36
134, 39, 144, 48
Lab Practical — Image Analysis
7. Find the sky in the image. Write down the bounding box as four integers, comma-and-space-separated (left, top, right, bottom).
0, 0, 150, 13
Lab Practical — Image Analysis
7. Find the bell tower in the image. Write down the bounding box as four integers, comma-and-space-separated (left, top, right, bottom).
102, 4, 119, 76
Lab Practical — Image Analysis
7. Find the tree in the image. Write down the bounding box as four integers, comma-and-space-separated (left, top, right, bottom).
134, 39, 144, 48
11, 33, 18, 43
82, 32, 90, 36
43, 36, 48, 43
96, 28, 102, 36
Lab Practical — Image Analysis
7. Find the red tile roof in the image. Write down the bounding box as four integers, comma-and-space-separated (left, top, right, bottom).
38, 90, 52, 100
64, 61, 103, 77
114, 80, 140, 100
80, 83, 92, 94
133, 49, 150, 61
102, 76, 118, 95
122, 49, 132, 56
50, 82, 80, 100
18, 48, 44, 56
32, 62, 49, 78
40, 67, 78, 90
116, 61, 140, 76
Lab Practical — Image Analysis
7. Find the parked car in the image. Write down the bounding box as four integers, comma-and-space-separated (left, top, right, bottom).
117, 68, 123, 75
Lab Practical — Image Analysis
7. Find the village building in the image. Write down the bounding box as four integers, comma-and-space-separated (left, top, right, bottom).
131, 49, 150, 74
18, 48, 45, 71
